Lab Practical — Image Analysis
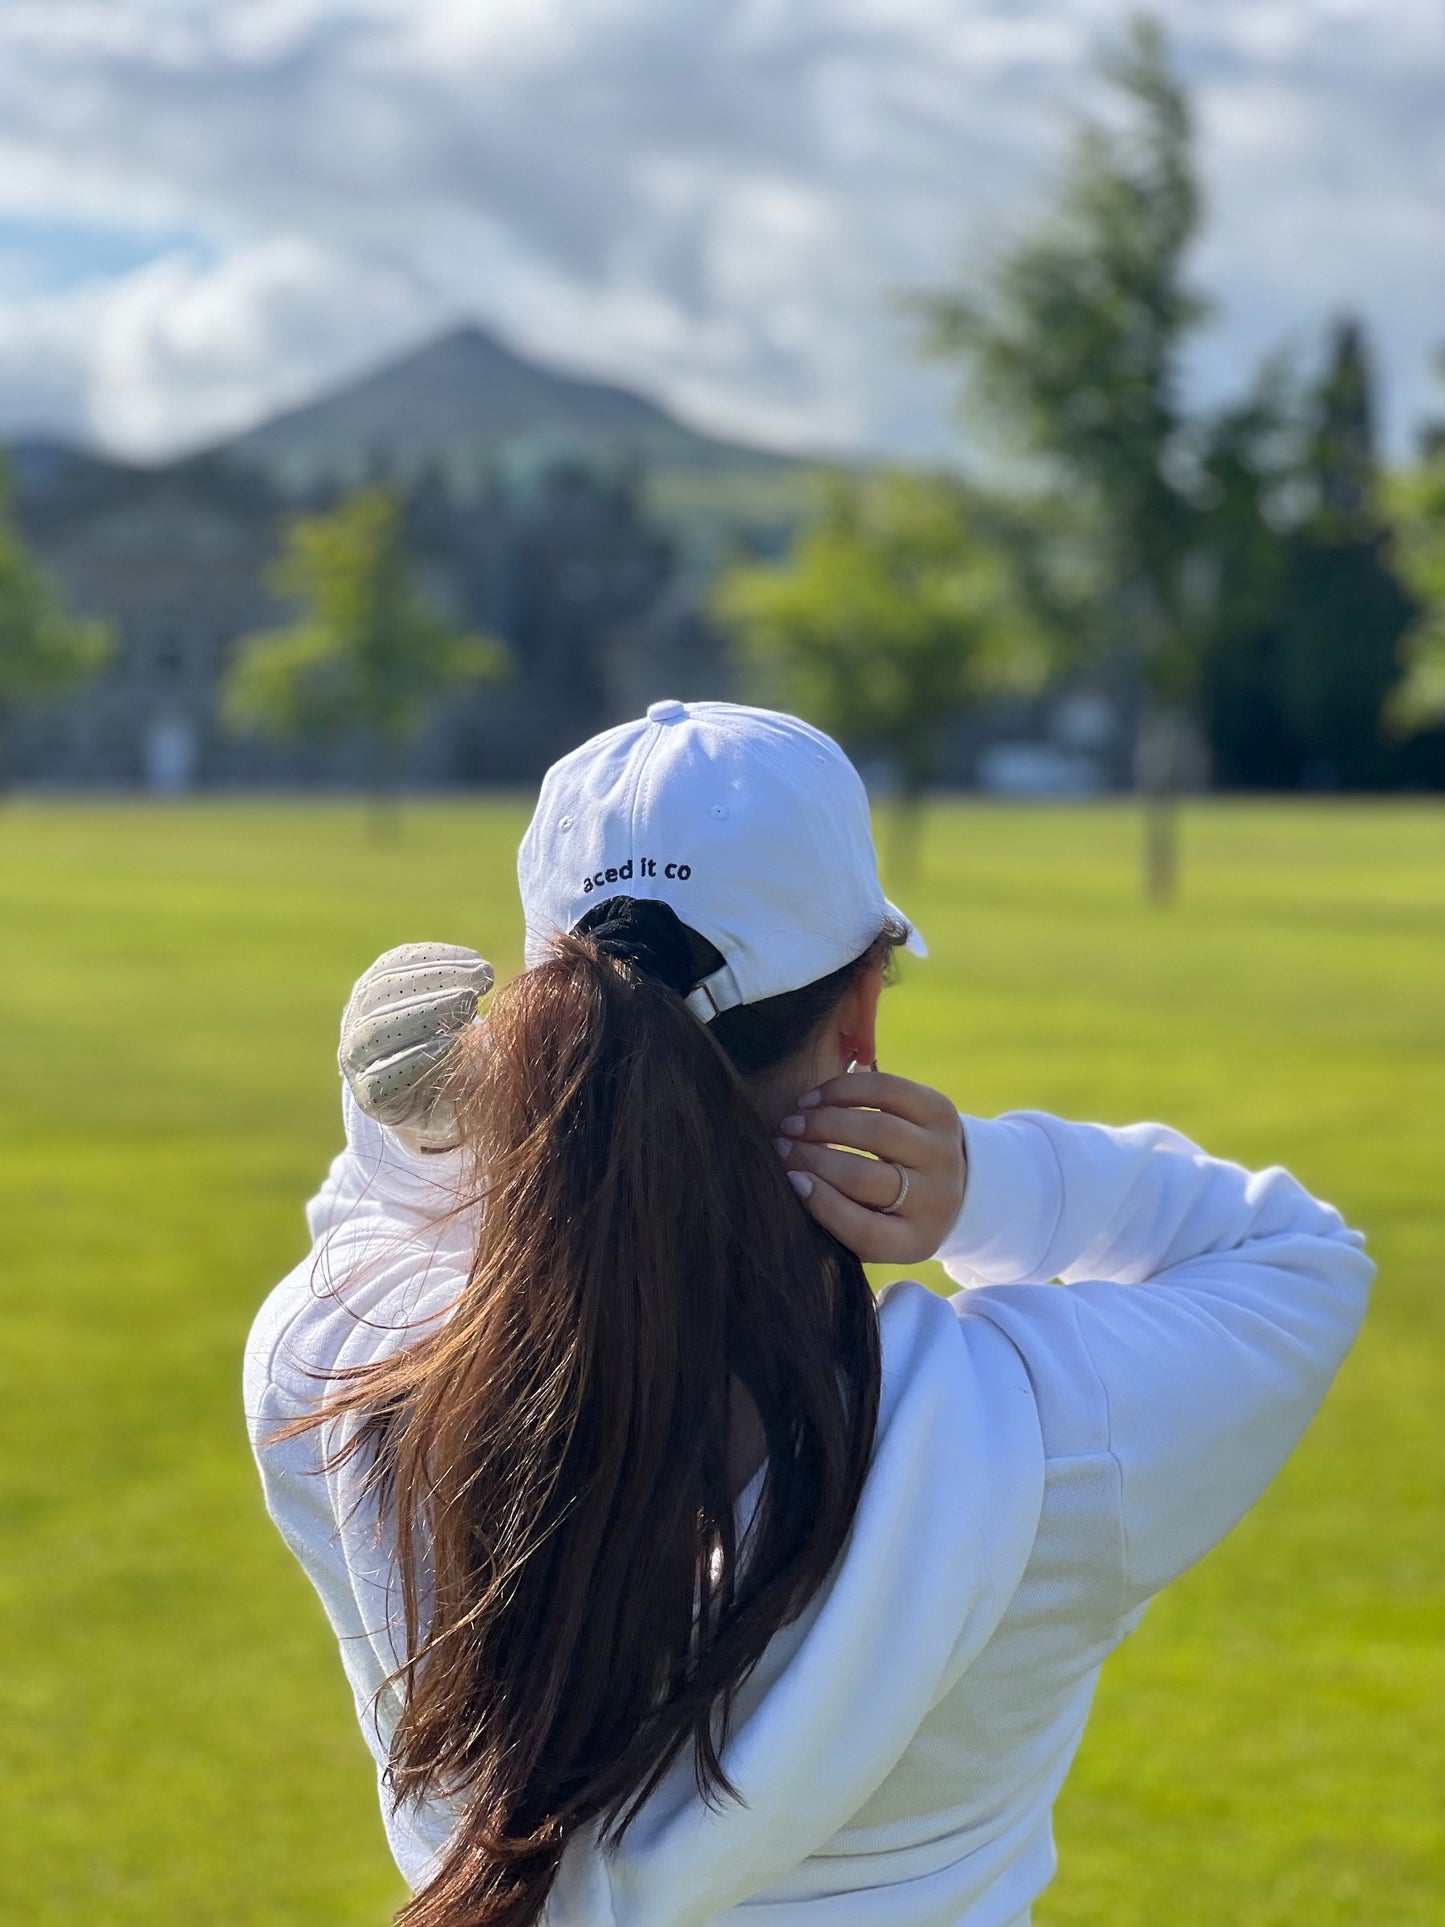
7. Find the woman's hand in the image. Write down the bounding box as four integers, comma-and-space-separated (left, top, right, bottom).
775, 1069, 967, 1265
338, 943, 494, 1154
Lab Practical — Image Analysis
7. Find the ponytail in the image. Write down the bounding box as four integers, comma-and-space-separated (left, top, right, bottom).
289, 904, 896, 1927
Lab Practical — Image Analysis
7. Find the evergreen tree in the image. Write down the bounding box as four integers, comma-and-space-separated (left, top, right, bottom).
1193, 372, 1297, 788
1202, 321, 1419, 790
1278, 322, 1415, 788
1386, 349, 1445, 745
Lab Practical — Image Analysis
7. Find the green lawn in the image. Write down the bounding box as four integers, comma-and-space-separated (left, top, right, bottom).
1, 797, 1440, 1924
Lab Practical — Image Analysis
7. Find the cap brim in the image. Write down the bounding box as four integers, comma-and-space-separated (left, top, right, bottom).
884, 897, 928, 959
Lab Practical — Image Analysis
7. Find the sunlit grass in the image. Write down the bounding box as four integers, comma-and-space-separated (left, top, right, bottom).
1, 796, 1440, 1923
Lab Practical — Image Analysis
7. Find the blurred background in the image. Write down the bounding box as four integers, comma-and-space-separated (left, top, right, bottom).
1, 4, 1441, 1924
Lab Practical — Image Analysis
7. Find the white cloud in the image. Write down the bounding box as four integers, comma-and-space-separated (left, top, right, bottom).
0, 0, 1439, 462
88, 239, 433, 453
0, 284, 102, 442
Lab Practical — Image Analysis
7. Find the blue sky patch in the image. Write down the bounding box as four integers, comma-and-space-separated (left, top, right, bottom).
0, 217, 214, 295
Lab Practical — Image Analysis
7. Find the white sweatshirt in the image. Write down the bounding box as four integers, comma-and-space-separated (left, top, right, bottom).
244, 1090, 1373, 1926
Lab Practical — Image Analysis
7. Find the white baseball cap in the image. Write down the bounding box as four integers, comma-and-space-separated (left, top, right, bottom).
518, 698, 926, 1023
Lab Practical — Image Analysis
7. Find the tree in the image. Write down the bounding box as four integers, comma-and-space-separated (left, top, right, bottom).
1201, 321, 1417, 790
714, 470, 1044, 875
1190, 369, 1298, 787
0, 454, 111, 790
1385, 374, 1445, 734
914, 15, 1208, 900
1275, 321, 1418, 786
225, 487, 508, 830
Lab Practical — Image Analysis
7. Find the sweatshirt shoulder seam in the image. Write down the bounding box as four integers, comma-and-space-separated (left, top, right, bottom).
1063, 1289, 1132, 1625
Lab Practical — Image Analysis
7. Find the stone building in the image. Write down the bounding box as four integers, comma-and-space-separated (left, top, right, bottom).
6, 443, 722, 790
9, 450, 290, 789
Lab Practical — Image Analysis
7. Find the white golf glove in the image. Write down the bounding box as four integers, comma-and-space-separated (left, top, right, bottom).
338, 943, 495, 1154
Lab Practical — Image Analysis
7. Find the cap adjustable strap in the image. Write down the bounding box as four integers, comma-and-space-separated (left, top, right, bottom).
685, 962, 746, 1025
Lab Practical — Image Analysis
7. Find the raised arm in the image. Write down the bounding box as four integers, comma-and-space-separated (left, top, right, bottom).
940, 1111, 1375, 1604
778, 1077, 1373, 1611
247, 943, 493, 1428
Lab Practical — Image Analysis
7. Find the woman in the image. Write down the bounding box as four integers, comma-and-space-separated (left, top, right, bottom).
245, 699, 1373, 1927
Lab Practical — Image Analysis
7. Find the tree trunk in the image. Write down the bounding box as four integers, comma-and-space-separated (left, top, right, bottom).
365, 732, 403, 842
1142, 786, 1177, 905
1135, 702, 1182, 905
365, 783, 401, 843
888, 797, 925, 888
884, 761, 930, 889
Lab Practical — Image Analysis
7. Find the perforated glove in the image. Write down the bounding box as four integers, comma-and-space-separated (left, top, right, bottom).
338, 943, 494, 1154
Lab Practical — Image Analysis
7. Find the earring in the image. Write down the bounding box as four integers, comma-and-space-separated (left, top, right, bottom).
846, 1057, 880, 1074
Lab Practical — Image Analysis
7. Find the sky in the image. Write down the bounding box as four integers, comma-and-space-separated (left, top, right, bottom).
0, 0, 1440, 467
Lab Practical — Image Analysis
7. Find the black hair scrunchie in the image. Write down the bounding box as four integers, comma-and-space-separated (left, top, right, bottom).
572, 896, 701, 999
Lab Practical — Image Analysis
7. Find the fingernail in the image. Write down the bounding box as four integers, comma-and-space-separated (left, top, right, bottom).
772, 1136, 793, 1159
787, 1170, 813, 1199
780, 1114, 806, 1136
798, 1090, 822, 1108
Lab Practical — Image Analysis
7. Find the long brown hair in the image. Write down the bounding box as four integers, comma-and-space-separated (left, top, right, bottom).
284, 899, 901, 1926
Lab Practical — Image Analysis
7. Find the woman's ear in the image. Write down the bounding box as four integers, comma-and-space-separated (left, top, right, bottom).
836, 964, 884, 1072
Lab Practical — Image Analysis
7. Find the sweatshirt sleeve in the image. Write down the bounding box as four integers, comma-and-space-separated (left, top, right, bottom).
245, 1084, 479, 1439
936, 1112, 1374, 1608
305, 1083, 475, 1246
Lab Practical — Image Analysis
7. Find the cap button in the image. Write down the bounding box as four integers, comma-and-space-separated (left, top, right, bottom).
646, 698, 687, 724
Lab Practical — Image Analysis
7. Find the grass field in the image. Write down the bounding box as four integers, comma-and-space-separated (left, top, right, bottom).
1, 797, 1441, 1925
